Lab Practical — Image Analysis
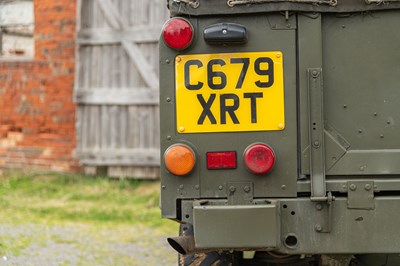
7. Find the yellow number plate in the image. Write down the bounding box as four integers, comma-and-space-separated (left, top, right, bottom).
175, 51, 285, 133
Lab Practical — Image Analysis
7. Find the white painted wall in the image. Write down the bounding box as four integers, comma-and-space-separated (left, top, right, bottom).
0, 0, 34, 58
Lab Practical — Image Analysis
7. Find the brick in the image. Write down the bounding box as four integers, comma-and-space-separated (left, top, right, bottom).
0, 0, 80, 172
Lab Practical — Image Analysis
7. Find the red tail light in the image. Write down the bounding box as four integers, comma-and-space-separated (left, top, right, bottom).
206, 151, 237, 170
162, 18, 193, 50
244, 144, 275, 175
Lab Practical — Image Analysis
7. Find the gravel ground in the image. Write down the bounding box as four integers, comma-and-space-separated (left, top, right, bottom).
0, 223, 177, 266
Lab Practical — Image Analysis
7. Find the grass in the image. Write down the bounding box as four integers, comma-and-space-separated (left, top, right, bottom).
0, 172, 178, 265
0, 172, 170, 227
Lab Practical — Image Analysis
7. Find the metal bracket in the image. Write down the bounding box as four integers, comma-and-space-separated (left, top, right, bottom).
308, 68, 327, 201
347, 181, 375, 210
227, 182, 253, 205
314, 192, 334, 233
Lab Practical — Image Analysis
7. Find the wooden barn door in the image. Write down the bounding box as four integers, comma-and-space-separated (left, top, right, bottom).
75, 0, 168, 178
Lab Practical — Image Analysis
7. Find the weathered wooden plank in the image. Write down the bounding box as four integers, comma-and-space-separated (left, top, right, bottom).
77, 28, 161, 45
94, 0, 160, 89
108, 166, 160, 179
97, 0, 122, 29
153, 106, 161, 147
76, 149, 160, 166
110, 105, 118, 149
122, 41, 158, 88
75, 89, 159, 105
100, 105, 109, 149
75, 0, 167, 176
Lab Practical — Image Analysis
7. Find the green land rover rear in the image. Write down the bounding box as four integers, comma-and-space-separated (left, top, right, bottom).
159, 0, 400, 265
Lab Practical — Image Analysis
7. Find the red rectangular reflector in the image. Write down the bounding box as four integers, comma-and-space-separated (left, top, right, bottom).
206, 151, 237, 170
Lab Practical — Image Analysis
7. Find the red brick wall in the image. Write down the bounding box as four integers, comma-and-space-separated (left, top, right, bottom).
0, 1, 80, 172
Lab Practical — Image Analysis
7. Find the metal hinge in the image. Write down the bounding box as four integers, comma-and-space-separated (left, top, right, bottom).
314, 192, 335, 233
347, 181, 375, 210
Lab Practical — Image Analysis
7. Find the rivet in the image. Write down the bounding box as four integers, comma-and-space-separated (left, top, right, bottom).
244, 186, 250, 193
179, 184, 184, 189
349, 184, 357, 191
359, 166, 365, 171
176, 56, 182, 63
218, 185, 223, 190
178, 126, 185, 133
276, 53, 281, 58
315, 224, 322, 232
165, 59, 170, 64
229, 186, 236, 193
343, 104, 347, 108
358, 129, 363, 133
222, 29, 228, 34
166, 136, 172, 141
374, 112, 378, 116
312, 70, 318, 77
387, 120, 391, 125
195, 185, 199, 190
364, 184, 371, 191
166, 97, 171, 102
316, 204, 323, 211
278, 123, 284, 130
380, 134, 384, 139
313, 141, 320, 147
281, 185, 287, 190
162, 185, 166, 190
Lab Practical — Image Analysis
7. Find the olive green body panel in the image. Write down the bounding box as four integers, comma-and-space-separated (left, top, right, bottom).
301, 11, 400, 176
160, 14, 298, 218
159, 2, 400, 255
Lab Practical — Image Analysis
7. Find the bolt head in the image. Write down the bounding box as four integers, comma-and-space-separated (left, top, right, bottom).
315, 224, 322, 232
349, 184, 357, 191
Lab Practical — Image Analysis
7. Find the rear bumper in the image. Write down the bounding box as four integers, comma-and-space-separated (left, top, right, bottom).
180, 197, 400, 254
193, 202, 279, 249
